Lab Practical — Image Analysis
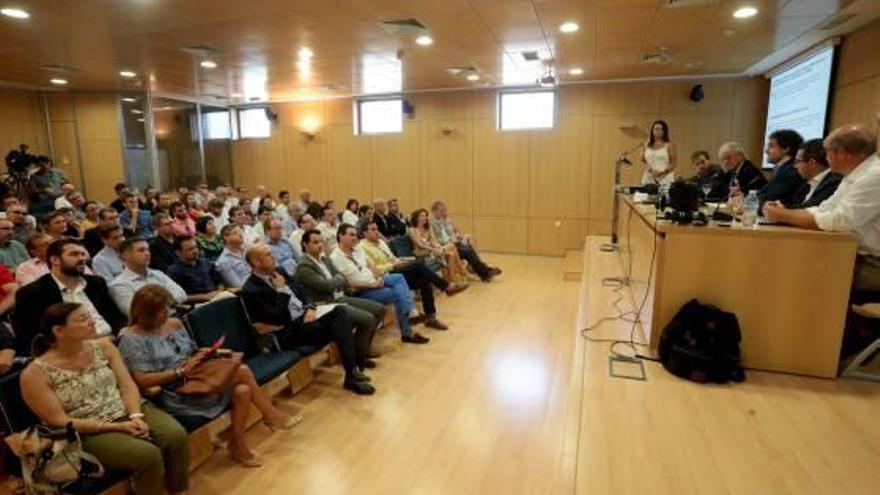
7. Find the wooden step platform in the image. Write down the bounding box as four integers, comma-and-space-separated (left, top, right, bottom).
562, 249, 583, 281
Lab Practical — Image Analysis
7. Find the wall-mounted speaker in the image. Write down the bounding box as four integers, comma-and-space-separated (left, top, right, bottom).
264, 107, 279, 123
689, 84, 704, 103
402, 98, 415, 120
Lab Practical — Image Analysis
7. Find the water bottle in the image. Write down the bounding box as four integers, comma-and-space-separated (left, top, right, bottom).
742, 190, 759, 228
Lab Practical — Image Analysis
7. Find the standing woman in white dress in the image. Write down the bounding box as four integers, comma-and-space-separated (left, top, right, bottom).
641, 120, 677, 186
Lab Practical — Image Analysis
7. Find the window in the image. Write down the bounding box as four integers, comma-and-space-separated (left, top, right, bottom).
498, 90, 555, 130
202, 110, 232, 140
238, 107, 272, 138
357, 98, 402, 135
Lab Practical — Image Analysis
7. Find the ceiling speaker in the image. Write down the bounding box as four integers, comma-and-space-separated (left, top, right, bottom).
689, 84, 704, 102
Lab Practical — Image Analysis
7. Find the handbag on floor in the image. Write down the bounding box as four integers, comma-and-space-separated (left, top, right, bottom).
18, 422, 105, 494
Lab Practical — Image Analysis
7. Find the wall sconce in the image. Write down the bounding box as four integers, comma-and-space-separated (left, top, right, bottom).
300, 118, 320, 140
300, 128, 318, 140
440, 125, 455, 136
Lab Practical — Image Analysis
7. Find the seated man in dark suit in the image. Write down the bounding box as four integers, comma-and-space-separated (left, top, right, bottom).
759, 129, 805, 206
13, 239, 126, 355
167, 235, 228, 303
787, 138, 842, 208
149, 212, 177, 271
717, 141, 768, 201
294, 229, 386, 360
83, 207, 119, 257
241, 244, 375, 395
688, 150, 725, 199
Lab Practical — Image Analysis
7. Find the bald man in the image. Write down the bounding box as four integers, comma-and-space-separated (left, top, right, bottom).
240, 244, 375, 395
764, 124, 880, 293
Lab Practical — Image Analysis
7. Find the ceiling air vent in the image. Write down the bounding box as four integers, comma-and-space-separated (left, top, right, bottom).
181, 45, 222, 57
820, 13, 857, 30
665, 0, 719, 7
521, 51, 540, 62
379, 18, 427, 36
40, 64, 76, 73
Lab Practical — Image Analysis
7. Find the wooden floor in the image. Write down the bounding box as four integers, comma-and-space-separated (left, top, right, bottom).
63, 247, 876, 495
188, 253, 583, 495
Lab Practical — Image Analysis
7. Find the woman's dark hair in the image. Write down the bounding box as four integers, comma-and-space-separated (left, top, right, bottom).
306, 201, 323, 219
130, 284, 174, 330
346, 199, 359, 212
358, 204, 372, 216
195, 215, 213, 234
648, 120, 670, 146
410, 208, 429, 228
34, 302, 82, 355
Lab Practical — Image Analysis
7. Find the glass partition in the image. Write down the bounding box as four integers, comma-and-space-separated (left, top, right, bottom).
200, 105, 233, 187
118, 92, 152, 191
152, 97, 201, 189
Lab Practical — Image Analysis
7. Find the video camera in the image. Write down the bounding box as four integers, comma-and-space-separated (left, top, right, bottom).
5, 144, 38, 179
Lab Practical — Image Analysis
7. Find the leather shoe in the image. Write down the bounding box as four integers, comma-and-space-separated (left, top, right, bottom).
344, 380, 376, 395
401, 333, 430, 344
360, 358, 377, 369
409, 314, 426, 325
350, 368, 371, 382
445, 283, 468, 296
491, 267, 502, 276
425, 318, 449, 330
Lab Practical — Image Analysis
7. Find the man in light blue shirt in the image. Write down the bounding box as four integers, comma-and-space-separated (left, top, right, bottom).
215, 224, 252, 288
92, 225, 125, 283
264, 218, 300, 276
109, 237, 186, 315
119, 193, 153, 238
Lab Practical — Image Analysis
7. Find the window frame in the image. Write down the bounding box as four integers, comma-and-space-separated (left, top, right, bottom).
497, 89, 557, 131
355, 97, 403, 135
201, 109, 233, 141
236, 106, 272, 139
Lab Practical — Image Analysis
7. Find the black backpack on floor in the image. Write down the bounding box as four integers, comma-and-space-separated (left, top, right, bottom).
659, 299, 746, 384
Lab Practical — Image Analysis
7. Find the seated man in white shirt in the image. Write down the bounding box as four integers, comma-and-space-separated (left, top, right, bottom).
109, 237, 187, 315
330, 224, 429, 344
317, 205, 340, 255
229, 205, 261, 246
288, 213, 316, 258
764, 124, 880, 295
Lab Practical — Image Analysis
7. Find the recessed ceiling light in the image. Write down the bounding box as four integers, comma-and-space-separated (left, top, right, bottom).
119, 70, 137, 78
1, 7, 29, 19
137, 118, 145, 122
559, 21, 579, 33
298, 47, 313, 59
130, 109, 142, 115
415, 35, 434, 46
568, 67, 584, 76
466, 73, 479, 81
121, 97, 138, 103
733, 6, 758, 19
49, 78, 68, 86
200, 60, 217, 69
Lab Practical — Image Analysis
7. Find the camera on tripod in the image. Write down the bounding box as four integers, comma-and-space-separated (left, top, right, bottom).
5, 144, 38, 180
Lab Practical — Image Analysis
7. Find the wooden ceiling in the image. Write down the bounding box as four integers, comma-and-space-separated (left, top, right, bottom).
0, 0, 862, 102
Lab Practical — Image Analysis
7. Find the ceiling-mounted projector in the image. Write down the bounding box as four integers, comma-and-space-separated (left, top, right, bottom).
538, 72, 556, 87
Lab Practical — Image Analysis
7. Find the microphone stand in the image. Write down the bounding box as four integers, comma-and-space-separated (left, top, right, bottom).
601, 142, 644, 252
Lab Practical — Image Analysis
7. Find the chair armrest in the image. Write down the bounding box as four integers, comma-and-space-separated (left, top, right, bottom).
852, 303, 880, 319
252, 322, 283, 335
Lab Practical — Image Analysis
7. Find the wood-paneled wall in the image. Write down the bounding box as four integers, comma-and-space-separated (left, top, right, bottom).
0, 89, 124, 203
830, 19, 880, 133
0, 89, 48, 164
232, 78, 768, 255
